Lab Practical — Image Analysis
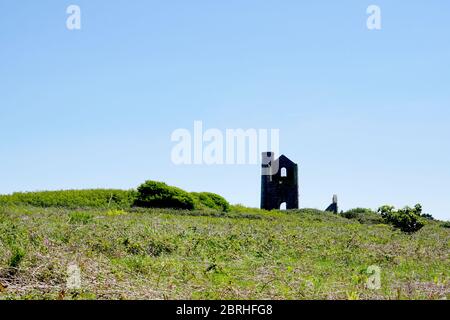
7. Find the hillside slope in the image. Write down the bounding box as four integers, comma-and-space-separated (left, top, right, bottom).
0, 205, 448, 300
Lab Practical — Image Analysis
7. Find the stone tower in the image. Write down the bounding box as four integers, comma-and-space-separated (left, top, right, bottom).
260, 152, 299, 210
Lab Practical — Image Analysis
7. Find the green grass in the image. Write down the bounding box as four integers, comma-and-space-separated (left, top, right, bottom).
0, 189, 136, 209
0, 204, 448, 300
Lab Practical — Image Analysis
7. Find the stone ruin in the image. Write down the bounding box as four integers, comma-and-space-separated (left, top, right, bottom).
260, 152, 299, 210
325, 194, 338, 214
260, 152, 338, 212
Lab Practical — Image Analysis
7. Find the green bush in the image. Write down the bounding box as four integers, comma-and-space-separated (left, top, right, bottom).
134, 181, 195, 210
191, 192, 230, 212
378, 204, 425, 233
421, 213, 434, 220
0, 189, 137, 209
441, 221, 450, 228
341, 208, 384, 225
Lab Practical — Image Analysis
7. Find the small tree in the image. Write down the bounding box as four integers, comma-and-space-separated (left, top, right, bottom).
378, 204, 425, 233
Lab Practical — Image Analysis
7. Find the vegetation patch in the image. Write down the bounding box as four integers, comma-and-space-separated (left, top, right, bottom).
0, 183, 448, 300
0, 205, 448, 300
191, 192, 230, 212
0, 189, 136, 209
134, 181, 196, 210
341, 208, 384, 225
378, 204, 426, 233
440, 221, 450, 228
68, 211, 94, 224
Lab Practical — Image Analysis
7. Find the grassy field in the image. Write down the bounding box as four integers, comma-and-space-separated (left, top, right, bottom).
0, 204, 448, 300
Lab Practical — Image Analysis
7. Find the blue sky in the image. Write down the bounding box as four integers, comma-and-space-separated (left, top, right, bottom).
0, 1, 449, 220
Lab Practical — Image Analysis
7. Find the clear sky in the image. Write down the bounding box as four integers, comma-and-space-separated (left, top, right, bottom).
1, 1, 449, 220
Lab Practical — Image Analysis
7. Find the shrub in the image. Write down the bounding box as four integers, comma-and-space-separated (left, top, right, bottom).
341, 208, 384, 225
378, 204, 425, 233
421, 213, 434, 220
441, 221, 450, 228
191, 192, 230, 212
134, 181, 195, 210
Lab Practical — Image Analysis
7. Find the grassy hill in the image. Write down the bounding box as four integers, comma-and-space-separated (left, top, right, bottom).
0, 196, 448, 300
